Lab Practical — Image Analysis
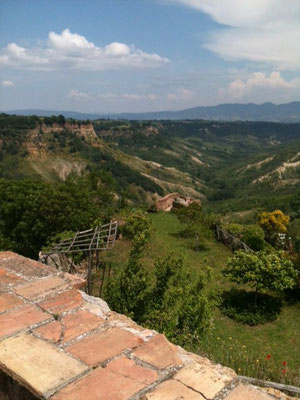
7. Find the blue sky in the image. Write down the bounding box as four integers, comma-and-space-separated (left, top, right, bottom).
0, 0, 299, 113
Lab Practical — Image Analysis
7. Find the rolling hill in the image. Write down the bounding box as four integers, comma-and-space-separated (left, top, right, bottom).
5, 101, 300, 122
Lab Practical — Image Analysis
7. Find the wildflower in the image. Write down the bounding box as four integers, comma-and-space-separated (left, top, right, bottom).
229, 337, 232, 340
282, 361, 287, 366
282, 369, 287, 374
217, 337, 220, 340
265, 354, 271, 360
256, 359, 259, 363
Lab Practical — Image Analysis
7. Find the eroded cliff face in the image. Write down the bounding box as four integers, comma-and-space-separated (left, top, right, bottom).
40, 122, 97, 141
21, 121, 99, 180
24, 122, 99, 157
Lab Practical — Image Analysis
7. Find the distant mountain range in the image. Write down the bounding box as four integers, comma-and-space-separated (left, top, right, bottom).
4, 101, 300, 122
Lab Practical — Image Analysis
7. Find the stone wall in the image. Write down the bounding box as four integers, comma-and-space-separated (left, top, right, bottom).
0, 251, 296, 399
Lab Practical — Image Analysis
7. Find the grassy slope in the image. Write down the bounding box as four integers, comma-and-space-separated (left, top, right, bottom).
97, 211, 300, 385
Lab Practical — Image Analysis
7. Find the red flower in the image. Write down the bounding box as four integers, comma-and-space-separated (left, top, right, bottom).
265, 354, 271, 360
282, 369, 287, 374
282, 361, 287, 366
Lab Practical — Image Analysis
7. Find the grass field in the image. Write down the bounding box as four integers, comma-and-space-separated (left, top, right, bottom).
94, 211, 300, 386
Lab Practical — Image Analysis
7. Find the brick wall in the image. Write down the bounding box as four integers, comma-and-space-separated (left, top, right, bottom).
0, 252, 295, 399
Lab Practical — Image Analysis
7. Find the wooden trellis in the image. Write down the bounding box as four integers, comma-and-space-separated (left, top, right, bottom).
44, 221, 118, 294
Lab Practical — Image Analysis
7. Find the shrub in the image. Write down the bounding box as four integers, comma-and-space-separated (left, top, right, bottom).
121, 210, 153, 241
223, 250, 298, 312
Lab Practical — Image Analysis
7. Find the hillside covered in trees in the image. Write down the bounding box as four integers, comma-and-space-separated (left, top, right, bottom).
0, 113, 300, 386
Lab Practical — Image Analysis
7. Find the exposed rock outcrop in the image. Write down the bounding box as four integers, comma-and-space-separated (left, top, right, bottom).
156, 193, 201, 212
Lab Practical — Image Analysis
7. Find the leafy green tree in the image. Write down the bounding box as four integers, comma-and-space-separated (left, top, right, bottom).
242, 225, 265, 251
145, 254, 211, 345
225, 223, 265, 251
104, 230, 150, 321
105, 218, 211, 346
223, 250, 298, 304
174, 203, 212, 251
0, 176, 113, 258
121, 210, 153, 241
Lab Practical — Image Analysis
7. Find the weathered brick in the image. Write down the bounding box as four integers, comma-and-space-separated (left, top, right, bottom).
52, 367, 144, 400
106, 356, 158, 384
0, 304, 50, 338
67, 327, 140, 366
34, 321, 62, 343
0, 333, 88, 398
62, 310, 104, 343
225, 384, 275, 400
0, 293, 23, 313
174, 362, 234, 399
0, 268, 25, 294
34, 309, 104, 344
0, 252, 56, 279
38, 289, 83, 315
61, 273, 86, 290
144, 379, 204, 400
16, 276, 69, 301
132, 334, 182, 369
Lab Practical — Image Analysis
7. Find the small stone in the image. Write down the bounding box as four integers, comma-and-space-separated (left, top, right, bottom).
144, 379, 204, 400
67, 327, 140, 366
132, 334, 182, 369
52, 367, 144, 400
107, 356, 158, 384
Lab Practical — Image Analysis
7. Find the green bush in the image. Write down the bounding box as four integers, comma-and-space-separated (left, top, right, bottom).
121, 210, 153, 241
223, 250, 298, 297
242, 225, 265, 251
224, 223, 265, 251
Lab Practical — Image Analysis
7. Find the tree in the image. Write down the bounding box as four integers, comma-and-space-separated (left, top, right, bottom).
104, 215, 151, 321
0, 176, 113, 258
225, 223, 265, 251
105, 213, 212, 345
121, 210, 153, 241
223, 250, 298, 305
174, 203, 212, 251
258, 210, 289, 244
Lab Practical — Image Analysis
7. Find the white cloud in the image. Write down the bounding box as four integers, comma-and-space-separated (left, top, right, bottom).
97, 92, 157, 101
219, 71, 300, 99
122, 93, 156, 100
0, 29, 169, 71
166, 0, 300, 70
168, 87, 194, 101
67, 89, 90, 100
1, 80, 15, 87
49, 29, 95, 50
